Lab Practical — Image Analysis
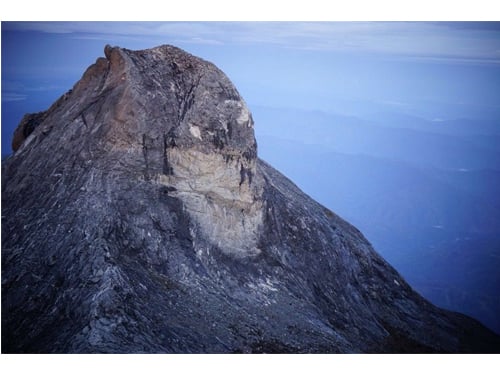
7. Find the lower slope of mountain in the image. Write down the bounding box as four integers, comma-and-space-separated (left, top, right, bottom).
254, 108, 500, 335
2, 44, 500, 353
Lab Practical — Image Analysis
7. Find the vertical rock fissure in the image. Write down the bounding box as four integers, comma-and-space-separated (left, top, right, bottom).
142, 134, 150, 181
163, 133, 174, 176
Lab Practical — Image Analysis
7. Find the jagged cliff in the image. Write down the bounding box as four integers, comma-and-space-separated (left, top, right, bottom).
2, 44, 500, 353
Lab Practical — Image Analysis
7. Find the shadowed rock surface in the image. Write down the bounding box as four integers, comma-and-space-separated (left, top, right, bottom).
2, 44, 500, 353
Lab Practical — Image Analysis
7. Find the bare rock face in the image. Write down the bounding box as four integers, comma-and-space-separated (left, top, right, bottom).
2, 45, 500, 353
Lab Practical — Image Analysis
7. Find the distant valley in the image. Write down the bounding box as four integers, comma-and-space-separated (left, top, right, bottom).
253, 105, 500, 333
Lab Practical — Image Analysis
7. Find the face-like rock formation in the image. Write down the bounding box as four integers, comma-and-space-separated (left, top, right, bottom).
2, 45, 500, 353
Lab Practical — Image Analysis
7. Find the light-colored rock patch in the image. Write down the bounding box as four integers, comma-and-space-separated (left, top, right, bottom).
156, 147, 263, 257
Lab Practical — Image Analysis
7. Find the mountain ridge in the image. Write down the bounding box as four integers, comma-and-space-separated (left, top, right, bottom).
2, 44, 499, 353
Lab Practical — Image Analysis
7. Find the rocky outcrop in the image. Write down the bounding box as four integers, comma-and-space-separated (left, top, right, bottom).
11, 111, 47, 151
2, 44, 500, 353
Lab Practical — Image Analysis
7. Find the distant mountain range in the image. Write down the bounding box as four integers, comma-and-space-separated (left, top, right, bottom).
254, 105, 500, 333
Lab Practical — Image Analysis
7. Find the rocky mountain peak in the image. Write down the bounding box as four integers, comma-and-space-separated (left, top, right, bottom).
11, 44, 262, 257
97, 44, 257, 157
14, 44, 257, 159
2, 45, 500, 353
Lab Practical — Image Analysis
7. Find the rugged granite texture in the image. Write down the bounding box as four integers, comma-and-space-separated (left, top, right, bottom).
2, 45, 500, 353
11, 111, 47, 152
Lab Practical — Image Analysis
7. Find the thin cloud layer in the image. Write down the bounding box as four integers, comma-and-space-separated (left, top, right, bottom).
4, 21, 500, 64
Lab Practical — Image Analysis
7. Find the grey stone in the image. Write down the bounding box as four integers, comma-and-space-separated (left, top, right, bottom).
2, 44, 500, 353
